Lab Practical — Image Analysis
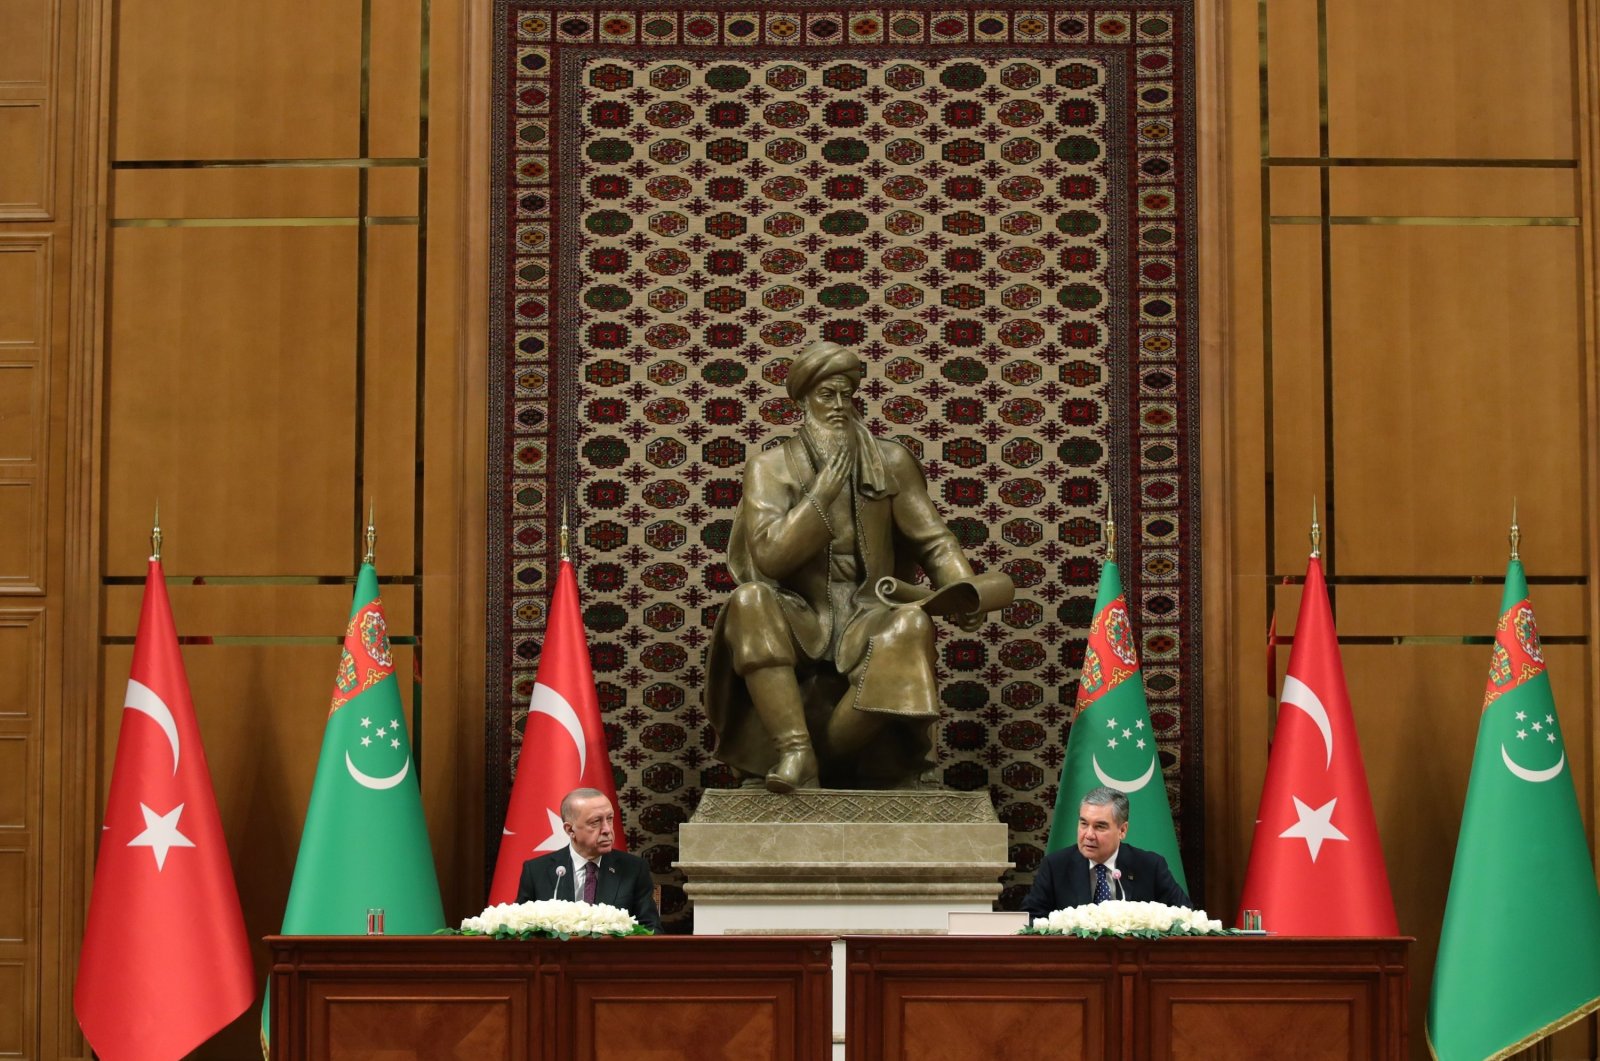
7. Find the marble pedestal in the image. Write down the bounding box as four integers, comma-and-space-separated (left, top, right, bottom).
677, 789, 1012, 1057
677, 788, 1010, 934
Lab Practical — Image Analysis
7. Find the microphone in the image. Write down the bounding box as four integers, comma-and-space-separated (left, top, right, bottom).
554, 865, 567, 900
1112, 868, 1124, 901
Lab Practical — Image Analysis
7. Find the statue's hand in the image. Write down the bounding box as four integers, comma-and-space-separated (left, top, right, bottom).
954, 610, 984, 633
811, 445, 852, 506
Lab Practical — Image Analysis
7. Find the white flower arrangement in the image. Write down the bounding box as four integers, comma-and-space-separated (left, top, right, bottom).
1023, 900, 1228, 938
457, 899, 650, 940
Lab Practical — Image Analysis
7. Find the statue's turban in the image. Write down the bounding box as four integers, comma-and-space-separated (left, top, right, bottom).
785, 340, 864, 401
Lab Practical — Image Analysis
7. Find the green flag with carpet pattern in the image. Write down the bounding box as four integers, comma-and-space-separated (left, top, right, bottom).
1046, 556, 1185, 889
263, 563, 444, 1050
1427, 559, 1600, 1060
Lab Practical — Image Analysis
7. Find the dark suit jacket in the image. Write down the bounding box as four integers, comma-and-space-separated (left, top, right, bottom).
515, 848, 661, 932
1021, 842, 1191, 921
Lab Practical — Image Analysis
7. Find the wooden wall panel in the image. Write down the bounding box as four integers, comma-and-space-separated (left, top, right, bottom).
0, 0, 51, 86
1333, 583, 1587, 637
1266, 225, 1325, 571
0, 101, 49, 215
0, 611, 43, 718
362, 224, 421, 566
112, 0, 360, 160
0, 961, 25, 1054
368, 0, 424, 158
111, 168, 359, 220
1331, 227, 1584, 574
1215, 0, 1599, 1056
1331, 167, 1580, 217
55, 0, 479, 1054
0, 364, 40, 461
1263, 0, 1321, 157
1325, 0, 1575, 159
102, 582, 416, 636
0, 237, 47, 344
104, 227, 359, 576
0, 482, 42, 591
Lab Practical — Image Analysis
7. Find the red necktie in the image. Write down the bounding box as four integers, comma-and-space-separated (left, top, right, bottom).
583, 860, 599, 903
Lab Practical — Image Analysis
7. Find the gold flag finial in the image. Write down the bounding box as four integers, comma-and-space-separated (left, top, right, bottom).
1509, 498, 1520, 561
1105, 508, 1116, 560
1310, 497, 1321, 559
363, 502, 377, 565
560, 498, 571, 562
151, 501, 162, 562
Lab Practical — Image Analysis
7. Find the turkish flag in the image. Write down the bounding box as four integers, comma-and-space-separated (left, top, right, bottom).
488, 558, 624, 903
75, 560, 254, 1060
1236, 555, 1398, 934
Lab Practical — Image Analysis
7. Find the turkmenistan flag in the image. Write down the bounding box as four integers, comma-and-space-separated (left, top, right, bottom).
263, 563, 445, 1050
1428, 558, 1600, 1060
1047, 555, 1186, 890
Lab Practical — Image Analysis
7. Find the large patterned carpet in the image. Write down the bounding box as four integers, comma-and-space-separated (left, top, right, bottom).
489, 2, 1199, 924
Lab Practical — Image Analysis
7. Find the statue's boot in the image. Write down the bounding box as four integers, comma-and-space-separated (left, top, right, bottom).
745, 666, 819, 793
765, 732, 819, 794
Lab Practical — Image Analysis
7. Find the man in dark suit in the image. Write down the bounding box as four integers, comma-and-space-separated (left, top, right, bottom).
515, 787, 661, 931
1022, 786, 1190, 920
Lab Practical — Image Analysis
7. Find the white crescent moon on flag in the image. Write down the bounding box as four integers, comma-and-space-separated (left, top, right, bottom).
1501, 744, 1564, 783
345, 751, 410, 790
528, 682, 587, 776
1280, 675, 1334, 769
1093, 753, 1156, 792
124, 679, 180, 775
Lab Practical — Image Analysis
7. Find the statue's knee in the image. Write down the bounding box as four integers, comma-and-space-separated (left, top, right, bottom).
723, 582, 794, 673
726, 582, 779, 622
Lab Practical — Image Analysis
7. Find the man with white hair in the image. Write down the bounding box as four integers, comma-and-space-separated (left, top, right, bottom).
1022, 786, 1191, 920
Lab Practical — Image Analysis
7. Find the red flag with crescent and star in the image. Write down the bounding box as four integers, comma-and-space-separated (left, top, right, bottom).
75, 559, 254, 1061
488, 557, 624, 903
1236, 553, 1397, 934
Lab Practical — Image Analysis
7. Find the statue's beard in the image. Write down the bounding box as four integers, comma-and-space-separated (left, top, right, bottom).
803, 415, 857, 466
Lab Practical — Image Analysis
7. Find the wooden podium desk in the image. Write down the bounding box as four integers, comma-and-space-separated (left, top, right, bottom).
266, 934, 833, 1061
843, 934, 1410, 1061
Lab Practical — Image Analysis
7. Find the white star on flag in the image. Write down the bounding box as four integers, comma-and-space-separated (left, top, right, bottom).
1279, 796, 1349, 862
534, 807, 568, 852
127, 802, 196, 871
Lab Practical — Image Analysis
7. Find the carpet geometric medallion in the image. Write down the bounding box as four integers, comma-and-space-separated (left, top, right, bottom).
489, 1, 1200, 923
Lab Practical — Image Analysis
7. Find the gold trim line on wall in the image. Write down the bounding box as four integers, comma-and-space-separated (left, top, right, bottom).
100, 635, 421, 646
1266, 157, 1578, 168
111, 158, 427, 169
108, 216, 421, 228
1270, 215, 1579, 227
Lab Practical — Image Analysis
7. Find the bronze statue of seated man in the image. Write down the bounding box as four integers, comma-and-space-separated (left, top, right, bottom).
705, 340, 1011, 792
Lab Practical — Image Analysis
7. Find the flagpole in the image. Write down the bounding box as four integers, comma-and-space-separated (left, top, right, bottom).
1309, 497, 1320, 559
561, 499, 571, 562
151, 501, 162, 562
1104, 506, 1115, 560
1509, 498, 1520, 561
364, 502, 377, 565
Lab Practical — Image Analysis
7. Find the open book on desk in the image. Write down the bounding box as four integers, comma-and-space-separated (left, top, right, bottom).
873, 570, 1014, 618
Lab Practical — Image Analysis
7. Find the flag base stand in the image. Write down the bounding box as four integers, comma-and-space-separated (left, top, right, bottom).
677, 788, 1009, 1060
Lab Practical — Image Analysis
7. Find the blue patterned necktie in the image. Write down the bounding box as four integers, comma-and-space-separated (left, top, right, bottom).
1093, 863, 1111, 903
